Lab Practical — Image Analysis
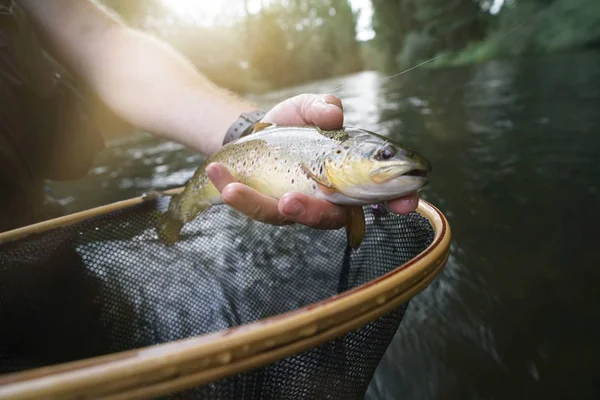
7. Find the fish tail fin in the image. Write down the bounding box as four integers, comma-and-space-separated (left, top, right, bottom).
157, 211, 185, 246
156, 194, 185, 246
155, 191, 210, 246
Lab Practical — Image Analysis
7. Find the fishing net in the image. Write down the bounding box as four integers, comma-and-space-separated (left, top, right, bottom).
0, 193, 444, 399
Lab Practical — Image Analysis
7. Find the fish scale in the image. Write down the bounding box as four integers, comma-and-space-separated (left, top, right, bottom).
214, 126, 341, 199
156, 124, 431, 248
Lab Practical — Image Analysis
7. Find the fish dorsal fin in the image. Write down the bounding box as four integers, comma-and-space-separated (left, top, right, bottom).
252, 122, 273, 133
315, 127, 350, 142
346, 206, 365, 249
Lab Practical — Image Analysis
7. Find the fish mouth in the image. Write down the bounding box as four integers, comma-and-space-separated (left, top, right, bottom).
403, 168, 430, 178
370, 164, 430, 183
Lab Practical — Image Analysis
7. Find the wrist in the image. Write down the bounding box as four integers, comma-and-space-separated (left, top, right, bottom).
222, 110, 266, 146
161, 85, 257, 156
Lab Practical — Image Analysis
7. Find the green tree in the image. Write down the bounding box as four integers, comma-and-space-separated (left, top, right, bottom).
97, 0, 364, 92
244, 0, 363, 89
371, 0, 600, 71
372, 0, 487, 69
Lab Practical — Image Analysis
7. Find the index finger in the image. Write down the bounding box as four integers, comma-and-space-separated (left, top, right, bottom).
386, 193, 420, 214
278, 191, 349, 229
262, 93, 344, 130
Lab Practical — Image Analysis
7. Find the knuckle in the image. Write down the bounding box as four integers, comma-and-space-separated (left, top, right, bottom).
222, 184, 243, 205
248, 202, 266, 220
300, 97, 315, 118
249, 200, 282, 225
303, 203, 341, 228
318, 209, 348, 229
303, 210, 327, 228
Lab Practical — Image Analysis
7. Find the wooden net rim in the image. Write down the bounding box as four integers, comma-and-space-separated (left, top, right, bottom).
0, 194, 451, 400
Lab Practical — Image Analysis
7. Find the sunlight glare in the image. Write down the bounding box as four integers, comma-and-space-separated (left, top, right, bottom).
490, 0, 505, 14
246, 0, 262, 14
161, 0, 232, 25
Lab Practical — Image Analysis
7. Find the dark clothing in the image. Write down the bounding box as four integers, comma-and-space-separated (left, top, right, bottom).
0, 1, 105, 231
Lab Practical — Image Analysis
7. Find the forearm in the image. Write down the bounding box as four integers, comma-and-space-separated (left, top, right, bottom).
17, 0, 256, 155
86, 27, 257, 155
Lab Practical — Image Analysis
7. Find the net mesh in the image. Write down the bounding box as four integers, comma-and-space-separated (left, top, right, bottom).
0, 196, 435, 399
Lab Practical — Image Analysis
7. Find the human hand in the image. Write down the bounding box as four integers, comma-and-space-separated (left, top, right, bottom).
206, 93, 420, 229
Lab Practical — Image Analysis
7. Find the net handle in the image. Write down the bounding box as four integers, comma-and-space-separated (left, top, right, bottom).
0, 188, 183, 243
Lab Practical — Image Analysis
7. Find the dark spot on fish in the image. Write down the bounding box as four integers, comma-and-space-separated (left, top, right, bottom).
336, 150, 342, 154
319, 165, 323, 174
292, 179, 295, 184
312, 184, 317, 190
343, 145, 350, 150
287, 169, 290, 173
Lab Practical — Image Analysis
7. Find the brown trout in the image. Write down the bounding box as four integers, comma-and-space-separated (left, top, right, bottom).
157, 123, 431, 248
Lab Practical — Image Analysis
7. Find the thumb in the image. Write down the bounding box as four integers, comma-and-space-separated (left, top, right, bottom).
301, 94, 344, 130
262, 93, 344, 130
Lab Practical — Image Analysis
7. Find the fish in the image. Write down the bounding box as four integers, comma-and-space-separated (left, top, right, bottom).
156, 123, 431, 248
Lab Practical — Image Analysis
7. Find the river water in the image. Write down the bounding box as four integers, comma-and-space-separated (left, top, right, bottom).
47, 50, 600, 399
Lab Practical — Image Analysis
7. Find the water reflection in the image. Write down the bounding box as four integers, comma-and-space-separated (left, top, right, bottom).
44, 50, 600, 399
368, 51, 600, 399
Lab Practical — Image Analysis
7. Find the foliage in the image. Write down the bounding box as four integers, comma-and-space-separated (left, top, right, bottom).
98, 0, 363, 94
494, 0, 600, 53
371, 0, 487, 71
370, 0, 600, 72
96, 0, 600, 91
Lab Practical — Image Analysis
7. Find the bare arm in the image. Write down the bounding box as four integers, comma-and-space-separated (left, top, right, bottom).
16, 0, 419, 228
17, 0, 255, 156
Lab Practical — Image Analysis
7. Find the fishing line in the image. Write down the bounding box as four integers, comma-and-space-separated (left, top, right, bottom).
326, 55, 444, 94
323, 15, 535, 96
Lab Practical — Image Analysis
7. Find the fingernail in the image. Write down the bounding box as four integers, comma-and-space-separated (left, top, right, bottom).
323, 95, 343, 111
282, 199, 303, 216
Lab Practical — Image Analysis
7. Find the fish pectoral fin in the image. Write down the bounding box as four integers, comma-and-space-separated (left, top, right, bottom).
252, 122, 273, 133
301, 163, 336, 192
345, 206, 365, 249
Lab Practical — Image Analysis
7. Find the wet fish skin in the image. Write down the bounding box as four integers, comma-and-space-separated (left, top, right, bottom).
156, 124, 431, 247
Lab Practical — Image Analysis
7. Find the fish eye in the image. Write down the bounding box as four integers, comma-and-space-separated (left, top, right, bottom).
376, 145, 395, 160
